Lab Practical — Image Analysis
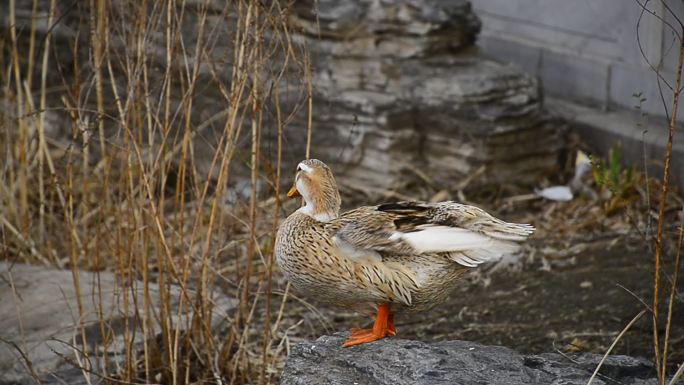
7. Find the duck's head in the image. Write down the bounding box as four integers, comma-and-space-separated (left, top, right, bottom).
288, 159, 341, 222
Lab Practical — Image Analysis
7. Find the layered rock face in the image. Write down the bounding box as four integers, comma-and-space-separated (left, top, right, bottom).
2, 0, 565, 195
288, 0, 566, 191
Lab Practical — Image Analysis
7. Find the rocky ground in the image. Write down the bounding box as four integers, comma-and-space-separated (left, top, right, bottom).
272, 183, 684, 381
281, 334, 659, 385
2, 195, 682, 384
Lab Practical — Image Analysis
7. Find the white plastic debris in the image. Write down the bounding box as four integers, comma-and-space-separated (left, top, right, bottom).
533, 150, 594, 202
536, 186, 574, 202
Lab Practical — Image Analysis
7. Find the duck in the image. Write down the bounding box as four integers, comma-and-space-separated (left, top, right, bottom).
275, 159, 534, 347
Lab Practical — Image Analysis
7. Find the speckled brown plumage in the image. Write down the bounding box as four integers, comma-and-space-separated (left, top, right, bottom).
275, 159, 534, 346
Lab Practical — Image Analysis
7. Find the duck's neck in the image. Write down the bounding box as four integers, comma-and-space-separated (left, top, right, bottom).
298, 186, 340, 222
298, 204, 338, 222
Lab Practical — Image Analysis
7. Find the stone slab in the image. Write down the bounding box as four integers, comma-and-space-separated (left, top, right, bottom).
281, 334, 659, 385
0, 263, 236, 385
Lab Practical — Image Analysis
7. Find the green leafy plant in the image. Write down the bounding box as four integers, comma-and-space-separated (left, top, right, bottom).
591, 145, 635, 195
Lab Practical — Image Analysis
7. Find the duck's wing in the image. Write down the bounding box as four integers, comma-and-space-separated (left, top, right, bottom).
328, 201, 535, 267
326, 206, 415, 263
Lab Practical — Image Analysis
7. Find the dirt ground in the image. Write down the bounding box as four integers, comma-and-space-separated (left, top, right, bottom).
281, 237, 684, 370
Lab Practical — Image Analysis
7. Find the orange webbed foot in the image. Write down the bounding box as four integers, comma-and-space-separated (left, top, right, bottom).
342, 304, 396, 347
343, 328, 388, 347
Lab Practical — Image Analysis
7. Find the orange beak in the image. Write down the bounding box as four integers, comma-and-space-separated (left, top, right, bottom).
287, 184, 300, 198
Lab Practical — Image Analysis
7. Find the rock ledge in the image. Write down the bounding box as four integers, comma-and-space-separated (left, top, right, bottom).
281, 334, 657, 385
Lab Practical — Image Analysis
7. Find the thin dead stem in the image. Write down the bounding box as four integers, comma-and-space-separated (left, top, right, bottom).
2, 0, 307, 384
653, 26, 684, 385
662, 212, 684, 379
587, 310, 646, 385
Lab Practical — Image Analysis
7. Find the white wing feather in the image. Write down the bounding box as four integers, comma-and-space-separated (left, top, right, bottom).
390, 225, 525, 267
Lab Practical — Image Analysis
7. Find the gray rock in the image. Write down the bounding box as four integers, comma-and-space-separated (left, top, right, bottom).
290, 0, 481, 58
3, 0, 567, 199
280, 334, 657, 385
285, 0, 567, 192
0, 263, 236, 385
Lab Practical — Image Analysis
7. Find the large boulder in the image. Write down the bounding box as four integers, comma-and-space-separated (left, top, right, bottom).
281, 334, 658, 385
2, 0, 566, 198
0, 263, 237, 385
287, 0, 566, 191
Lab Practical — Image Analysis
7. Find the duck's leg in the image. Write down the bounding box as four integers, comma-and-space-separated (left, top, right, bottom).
343, 303, 394, 347
388, 312, 396, 336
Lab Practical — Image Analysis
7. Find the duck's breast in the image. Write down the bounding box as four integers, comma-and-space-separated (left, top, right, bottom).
275, 213, 389, 307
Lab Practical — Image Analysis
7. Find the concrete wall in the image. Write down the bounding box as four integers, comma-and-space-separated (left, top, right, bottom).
471, 0, 683, 121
